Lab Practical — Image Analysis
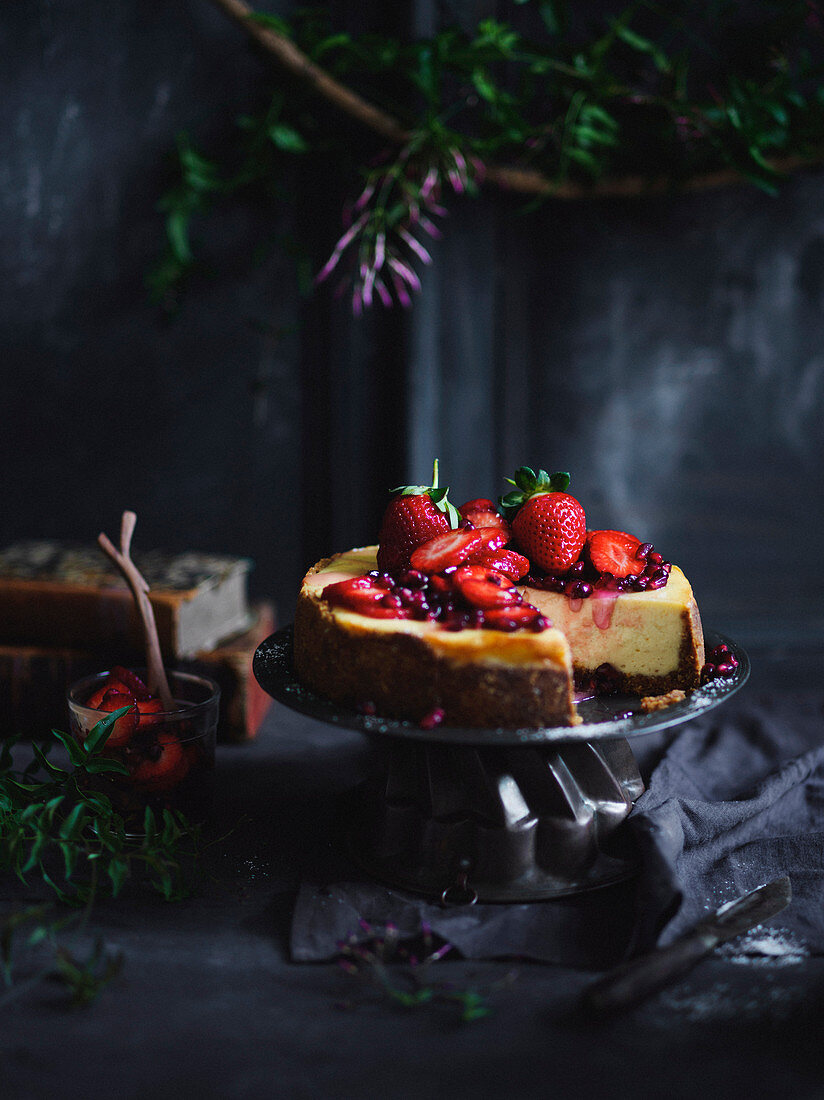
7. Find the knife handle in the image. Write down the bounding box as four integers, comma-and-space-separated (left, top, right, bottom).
583, 932, 715, 1016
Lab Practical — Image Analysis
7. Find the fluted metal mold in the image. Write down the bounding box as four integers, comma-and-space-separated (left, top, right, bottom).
352, 737, 643, 902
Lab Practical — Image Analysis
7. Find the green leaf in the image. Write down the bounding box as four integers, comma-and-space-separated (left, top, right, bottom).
59, 802, 87, 841
610, 20, 671, 72
60, 840, 78, 880
83, 758, 129, 776
267, 124, 308, 153
84, 707, 132, 756
32, 743, 68, 778
166, 210, 192, 265
472, 68, 498, 103
107, 859, 129, 897
51, 728, 88, 768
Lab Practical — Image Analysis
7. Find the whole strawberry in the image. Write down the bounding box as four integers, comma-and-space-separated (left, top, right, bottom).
500, 467, 586, 572
377, 460, 460, 574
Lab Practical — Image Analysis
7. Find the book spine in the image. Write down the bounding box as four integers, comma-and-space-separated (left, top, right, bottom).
0, 580, 181, 657
0, 604, 275, 743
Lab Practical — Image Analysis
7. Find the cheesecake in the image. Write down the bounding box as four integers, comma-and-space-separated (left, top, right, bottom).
292, 463, 707, 729
294, 545, 704, 728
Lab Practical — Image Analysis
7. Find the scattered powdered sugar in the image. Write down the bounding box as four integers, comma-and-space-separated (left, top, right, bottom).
716, 924, 809, 967
657, 979, 799, 1023
240, 857, 270, 880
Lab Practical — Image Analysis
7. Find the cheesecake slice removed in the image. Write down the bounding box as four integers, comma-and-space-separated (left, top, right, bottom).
520, 565, 705, 698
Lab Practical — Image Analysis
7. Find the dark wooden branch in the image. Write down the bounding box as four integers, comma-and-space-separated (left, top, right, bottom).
207, 0, 822, 199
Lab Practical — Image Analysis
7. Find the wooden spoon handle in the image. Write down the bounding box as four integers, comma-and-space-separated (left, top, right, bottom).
98, 511, 175, 712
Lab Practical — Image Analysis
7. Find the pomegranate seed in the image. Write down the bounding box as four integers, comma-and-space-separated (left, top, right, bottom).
419, 707, 445, 730
648, 552, 663, 565
398, 569, 427, 589
715, 662, 735, 676
636, 543, 654, 559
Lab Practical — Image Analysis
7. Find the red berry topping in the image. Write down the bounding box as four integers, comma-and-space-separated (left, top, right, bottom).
482, 605, 545, 632
325, 576, 411, 619
466, 547, 530, 581
461, 507, 511, 536
377, 460, 460, 574
586, 530, 643, 579
452, 565, 520, 610
501, 467, 586, 573
472, 527, 509, 554
459, 498, 496, 514
410, 529, 484, 573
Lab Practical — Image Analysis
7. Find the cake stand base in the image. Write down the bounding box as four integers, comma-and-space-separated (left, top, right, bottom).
349, 737, 644, 903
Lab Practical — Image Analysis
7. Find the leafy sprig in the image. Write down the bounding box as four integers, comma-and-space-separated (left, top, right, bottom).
0, 710, 202, 906
153, 0, 824, 311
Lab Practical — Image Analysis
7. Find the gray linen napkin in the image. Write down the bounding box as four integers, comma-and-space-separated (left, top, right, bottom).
291, 692, 824, 966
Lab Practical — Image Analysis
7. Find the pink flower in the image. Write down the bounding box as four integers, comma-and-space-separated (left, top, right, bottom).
398, 228, 432, 265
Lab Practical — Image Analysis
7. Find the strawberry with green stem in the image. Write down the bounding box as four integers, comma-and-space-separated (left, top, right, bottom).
377, 459, 460, 574
500, 467, 586, 573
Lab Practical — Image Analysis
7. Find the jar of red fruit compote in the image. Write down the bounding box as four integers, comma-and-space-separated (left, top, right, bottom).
67, 668, 220, 828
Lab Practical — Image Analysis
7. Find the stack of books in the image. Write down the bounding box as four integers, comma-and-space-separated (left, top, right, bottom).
0, 540, 275, 742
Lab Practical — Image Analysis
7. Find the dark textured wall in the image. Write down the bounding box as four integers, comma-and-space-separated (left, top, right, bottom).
3, 1, 823, 650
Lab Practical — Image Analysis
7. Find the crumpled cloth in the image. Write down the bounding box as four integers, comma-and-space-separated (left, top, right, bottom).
291, 691, 824, 967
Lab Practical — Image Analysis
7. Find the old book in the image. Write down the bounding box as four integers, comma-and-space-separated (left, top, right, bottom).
0, 540, 252, 658
0, 603, 276, 744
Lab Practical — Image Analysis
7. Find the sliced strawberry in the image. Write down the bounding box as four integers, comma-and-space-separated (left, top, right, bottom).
109, 665, 153, 701
410, 529, 484, 573
452, 565, 520, 610
426, 573, 453, 595
462, 508, 511, 536
92, 687, 138, 747
86, 681, 130, 709
459, 498, 496, 515
471, 527, 508, 553
466, 548, 530, 582
324, 576, 411, 619
130, 731, 190, 792
483, 605, 543, 632
136, 696, 166, 727
586, 530, 643, 578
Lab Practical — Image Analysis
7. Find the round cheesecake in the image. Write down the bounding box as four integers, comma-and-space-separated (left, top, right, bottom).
293, 546, 705, 728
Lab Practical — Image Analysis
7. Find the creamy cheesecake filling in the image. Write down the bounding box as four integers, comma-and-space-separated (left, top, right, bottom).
302, 547, 571, 670
519, 566, 697, 677
303, 546, 700, 680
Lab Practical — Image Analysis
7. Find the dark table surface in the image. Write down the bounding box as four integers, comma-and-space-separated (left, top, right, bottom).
3, 646, 824, 1100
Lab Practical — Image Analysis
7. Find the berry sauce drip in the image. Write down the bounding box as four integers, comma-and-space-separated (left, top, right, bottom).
525, 543, 672, 599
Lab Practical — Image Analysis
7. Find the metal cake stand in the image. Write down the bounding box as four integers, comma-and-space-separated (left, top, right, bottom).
253, 627, 749, 903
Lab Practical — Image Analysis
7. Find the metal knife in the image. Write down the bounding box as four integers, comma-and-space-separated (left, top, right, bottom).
582, 875, 792, 1016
